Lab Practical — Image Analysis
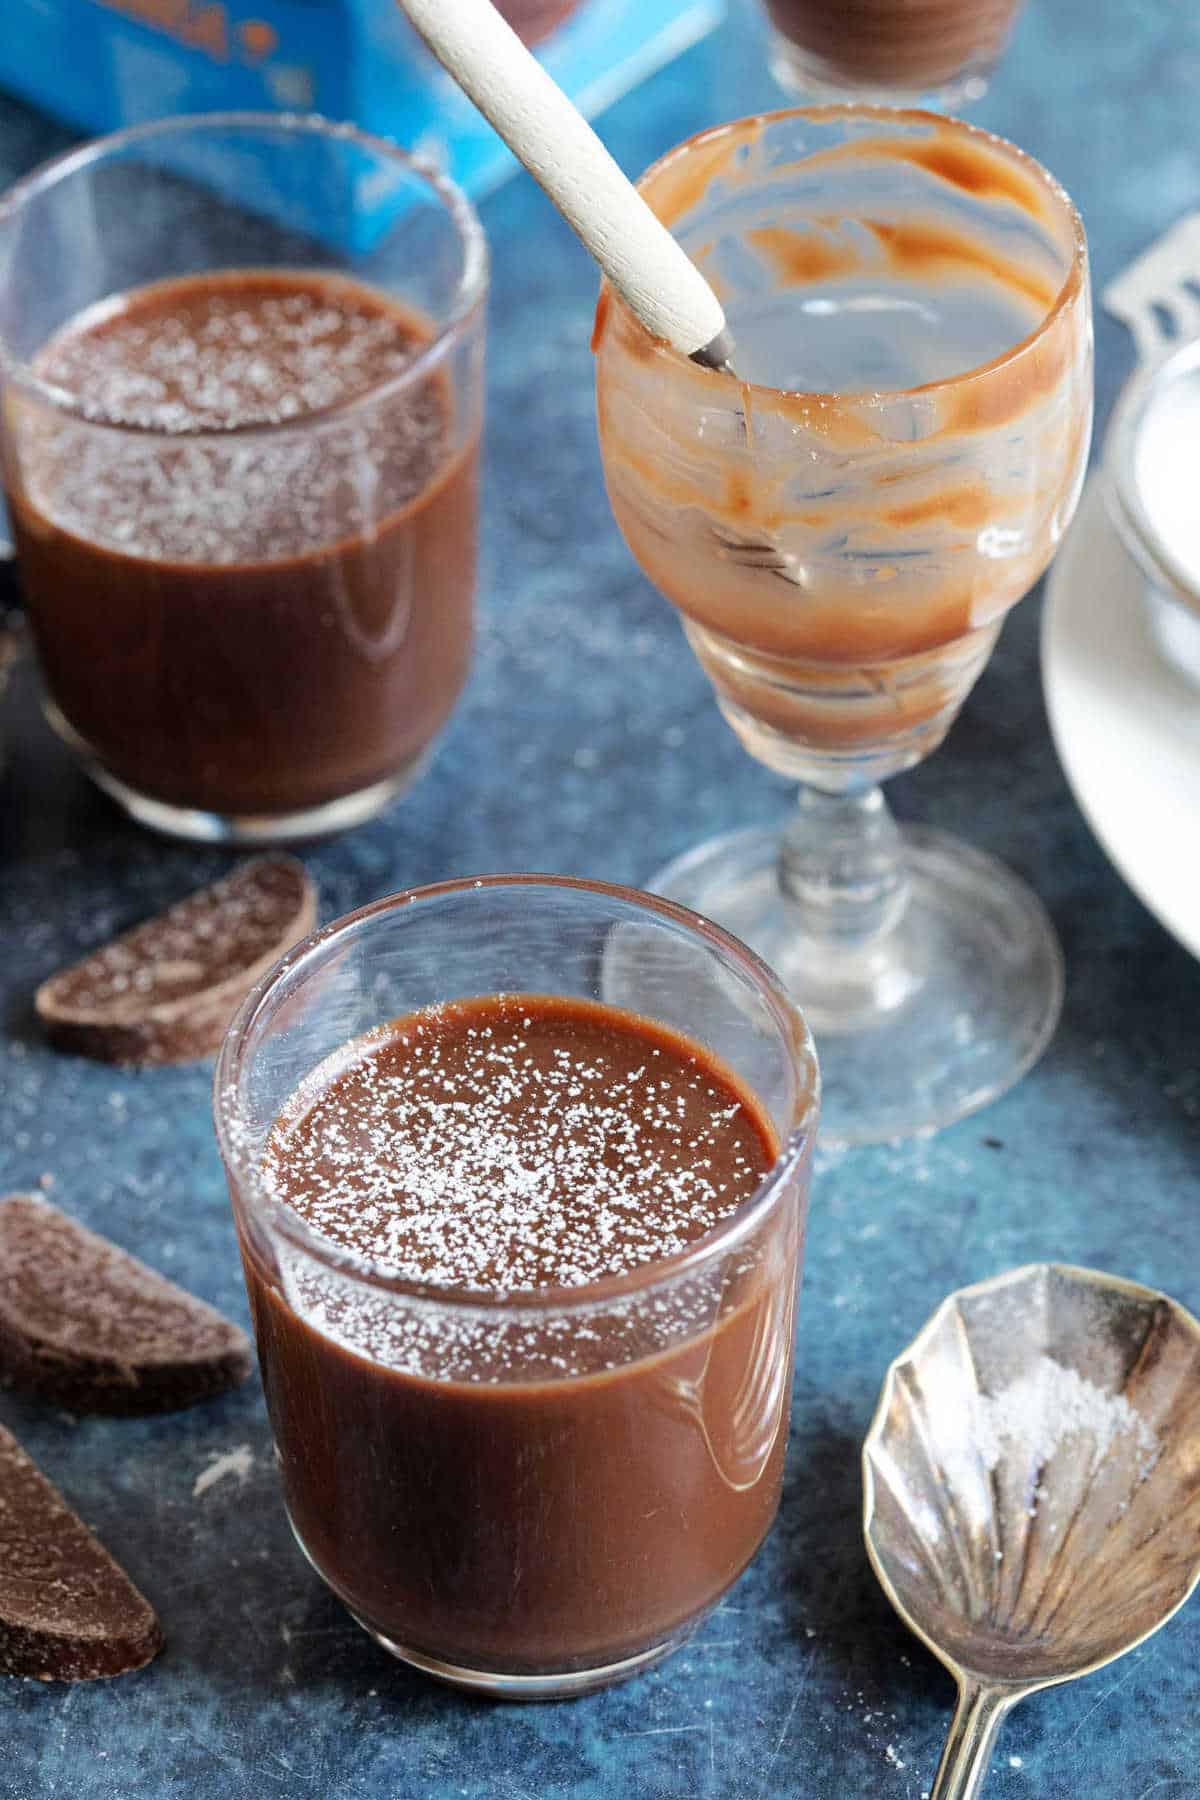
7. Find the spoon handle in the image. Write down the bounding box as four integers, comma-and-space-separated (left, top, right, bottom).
396, 0, 728, 360
930, 1679, 1020, 1800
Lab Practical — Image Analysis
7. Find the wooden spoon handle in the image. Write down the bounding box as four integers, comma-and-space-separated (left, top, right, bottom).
397, 0, 729, 359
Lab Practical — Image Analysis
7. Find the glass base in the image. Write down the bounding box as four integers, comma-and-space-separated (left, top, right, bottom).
286, 1512, 698, 1700
767, 28, 991, 108
646, 822, 1063, 1147
45, 700, 429, 845
353, 1615, 692, 1700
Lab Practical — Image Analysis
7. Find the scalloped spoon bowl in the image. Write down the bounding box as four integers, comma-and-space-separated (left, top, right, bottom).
863, 1264, 1200, 1800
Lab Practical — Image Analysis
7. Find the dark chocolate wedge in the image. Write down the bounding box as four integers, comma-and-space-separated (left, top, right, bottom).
0, 1195, 252, 1415
35, 853, 317, 1065
0, 1423, 162, 1680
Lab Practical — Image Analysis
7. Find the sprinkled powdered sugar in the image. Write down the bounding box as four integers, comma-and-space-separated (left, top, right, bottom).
261, 995, 776, 1295
22, 270, 447, 566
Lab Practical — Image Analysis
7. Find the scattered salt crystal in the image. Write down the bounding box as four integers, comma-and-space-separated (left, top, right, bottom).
973, 1355, 1159, 1476
264, 996, 770, 1295
193, 1444, 255, 1498
26, 272, 445, 567
262, 998, 789, 1381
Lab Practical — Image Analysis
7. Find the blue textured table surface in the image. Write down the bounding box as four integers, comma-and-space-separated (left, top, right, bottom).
1, 3, 1199, 1794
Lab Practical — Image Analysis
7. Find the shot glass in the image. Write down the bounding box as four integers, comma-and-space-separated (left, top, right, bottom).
215, 875, 819, 1698
0, 114, 486, 843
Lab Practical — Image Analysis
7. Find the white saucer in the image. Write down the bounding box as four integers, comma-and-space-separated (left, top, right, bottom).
1042, 476, 1200, 960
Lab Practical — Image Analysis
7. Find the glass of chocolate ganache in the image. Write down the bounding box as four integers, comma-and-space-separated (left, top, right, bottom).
751, 0, 1030, 108
594, 107, 1092, 1146
0, 113, 487, 844
215, 873, 820, 1698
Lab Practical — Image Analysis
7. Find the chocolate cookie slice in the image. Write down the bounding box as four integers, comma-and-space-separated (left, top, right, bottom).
0, 1423, 161, 1680
0, 1195, 252, 1415
35, 853, 316, 1065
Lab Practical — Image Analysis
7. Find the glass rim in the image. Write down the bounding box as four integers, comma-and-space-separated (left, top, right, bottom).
609, 103, 1088, 408
0, 110, 489, 443
1102, 337, 1200, 609
213, 871, 820, 1318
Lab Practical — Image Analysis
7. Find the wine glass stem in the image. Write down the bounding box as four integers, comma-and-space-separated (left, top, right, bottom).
777, 783, 909, 948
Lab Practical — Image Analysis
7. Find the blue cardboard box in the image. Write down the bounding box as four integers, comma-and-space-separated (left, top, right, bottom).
0, 0, 723, 198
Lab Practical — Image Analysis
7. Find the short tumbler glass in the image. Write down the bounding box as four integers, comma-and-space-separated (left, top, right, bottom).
215, 874, 819, 1699
754, 0, 1030, 107
0, 114, 486, 844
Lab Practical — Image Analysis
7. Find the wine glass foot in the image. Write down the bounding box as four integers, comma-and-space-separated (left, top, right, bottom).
643, 822, 1063, 1148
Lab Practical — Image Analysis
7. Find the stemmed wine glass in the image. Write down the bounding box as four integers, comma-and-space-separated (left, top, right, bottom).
594, 106, 1091, 1146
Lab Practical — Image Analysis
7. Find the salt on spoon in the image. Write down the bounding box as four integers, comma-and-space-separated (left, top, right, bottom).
863, 1264, 1200, 1800
396, 0, 737, 375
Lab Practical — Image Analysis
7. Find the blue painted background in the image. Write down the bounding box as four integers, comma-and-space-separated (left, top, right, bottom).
0, 0, 1198, 1793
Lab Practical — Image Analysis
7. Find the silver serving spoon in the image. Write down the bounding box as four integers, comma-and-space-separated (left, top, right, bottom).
863, 1263, 1200, 1800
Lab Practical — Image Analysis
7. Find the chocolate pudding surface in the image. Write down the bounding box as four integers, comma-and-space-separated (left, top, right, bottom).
8, 269, 477, 819
245, 994, 806, 1675
262, 992, 776, 1290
